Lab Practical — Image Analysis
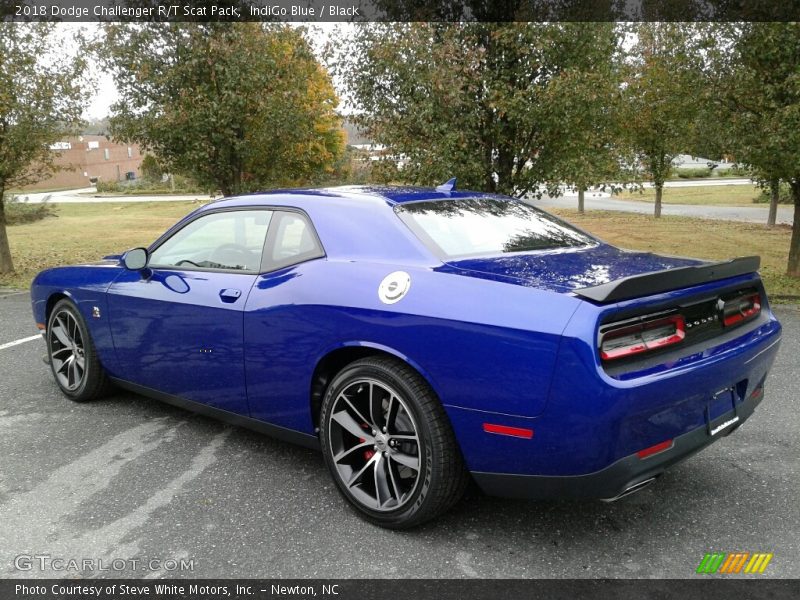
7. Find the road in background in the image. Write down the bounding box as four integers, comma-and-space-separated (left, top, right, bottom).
11, 187, 215, 204
533, 195, 794, 224
13, 181, 794, 224
531, 178, 794, 224
1, 291, 798, 578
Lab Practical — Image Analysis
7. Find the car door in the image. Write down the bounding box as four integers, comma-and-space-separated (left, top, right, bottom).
107, 208, 273, 415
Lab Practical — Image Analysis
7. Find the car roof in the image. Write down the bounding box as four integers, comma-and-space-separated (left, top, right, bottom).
179, 185, 511, 266
200, 185, 501, 210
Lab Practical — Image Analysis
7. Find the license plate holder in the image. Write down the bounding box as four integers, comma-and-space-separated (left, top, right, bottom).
706, 387, 739, 437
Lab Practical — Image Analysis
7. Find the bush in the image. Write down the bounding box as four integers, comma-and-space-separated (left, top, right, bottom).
753, 183, 794, 204
140, 154, 163, 182
4, 194, 57, 225
95, 175, 211, 195
299, 147, 389, 187
728, 165, 752, 177
674, 167, 713, 179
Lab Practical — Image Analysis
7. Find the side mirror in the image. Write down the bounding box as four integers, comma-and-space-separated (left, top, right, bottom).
122, 247, 149, 271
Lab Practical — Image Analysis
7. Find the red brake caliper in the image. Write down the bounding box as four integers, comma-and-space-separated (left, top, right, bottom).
360, 431, 374, 461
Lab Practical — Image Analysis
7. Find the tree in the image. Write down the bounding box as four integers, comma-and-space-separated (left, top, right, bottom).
330, 23, 622, 198
100, 23, 344, 196
536, 25, 631, 212
714, 23, 800, 276
621, 23, 704, 218
0, 24, 88, 275
688, 24, 783, 228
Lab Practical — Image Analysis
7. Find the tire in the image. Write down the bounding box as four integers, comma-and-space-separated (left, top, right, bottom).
320, 357, 469, 529
46, 298, 112, 402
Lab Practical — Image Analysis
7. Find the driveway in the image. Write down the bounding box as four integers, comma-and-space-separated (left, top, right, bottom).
0, 291, 798, 579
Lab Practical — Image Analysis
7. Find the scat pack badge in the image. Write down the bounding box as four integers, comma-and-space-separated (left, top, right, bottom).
378, 271, 411, 304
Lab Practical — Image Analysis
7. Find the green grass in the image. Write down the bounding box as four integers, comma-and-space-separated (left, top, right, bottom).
0, 201, 208, 289
1, 201, 797, 301
551, 209, 799, 299
616, 184, 763, 206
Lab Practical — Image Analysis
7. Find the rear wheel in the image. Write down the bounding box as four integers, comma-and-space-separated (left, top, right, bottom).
320, 357, 469, 528
47, 299, 111, 402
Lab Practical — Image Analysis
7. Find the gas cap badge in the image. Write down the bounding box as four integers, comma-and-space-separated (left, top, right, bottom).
378, 271, 411, 305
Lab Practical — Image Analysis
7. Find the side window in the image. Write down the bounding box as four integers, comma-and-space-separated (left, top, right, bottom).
150, 210, 272, 272
265, 211, 324, 270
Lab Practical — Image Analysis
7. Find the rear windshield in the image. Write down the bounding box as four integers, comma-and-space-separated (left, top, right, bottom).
395, 198, 595, 259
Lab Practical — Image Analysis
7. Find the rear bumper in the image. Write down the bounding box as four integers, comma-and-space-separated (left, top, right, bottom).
471, 386, 764, 500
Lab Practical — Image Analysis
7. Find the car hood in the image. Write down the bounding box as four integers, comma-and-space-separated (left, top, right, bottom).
439, 243, 704, 294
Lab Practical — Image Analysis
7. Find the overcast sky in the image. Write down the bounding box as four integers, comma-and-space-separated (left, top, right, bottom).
57, 23, 344, 121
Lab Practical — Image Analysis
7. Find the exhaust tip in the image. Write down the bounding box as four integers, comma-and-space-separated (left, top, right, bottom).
601, 477, 657, 503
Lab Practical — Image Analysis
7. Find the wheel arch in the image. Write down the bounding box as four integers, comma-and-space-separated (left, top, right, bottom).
309, 342, 443, 430
45, 291, 76, 324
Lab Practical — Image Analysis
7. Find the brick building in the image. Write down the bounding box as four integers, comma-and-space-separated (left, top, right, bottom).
22, 136, 144, 191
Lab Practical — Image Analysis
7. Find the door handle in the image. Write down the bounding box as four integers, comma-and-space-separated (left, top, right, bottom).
219, 288, 242, 303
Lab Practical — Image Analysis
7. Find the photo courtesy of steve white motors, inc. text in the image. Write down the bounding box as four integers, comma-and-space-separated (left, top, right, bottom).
14, 583, 341, 597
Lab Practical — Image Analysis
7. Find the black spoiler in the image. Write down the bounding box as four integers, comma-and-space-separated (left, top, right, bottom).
573, 256, 761, 304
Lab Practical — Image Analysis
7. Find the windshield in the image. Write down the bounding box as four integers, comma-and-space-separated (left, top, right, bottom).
395, 198, 595, 259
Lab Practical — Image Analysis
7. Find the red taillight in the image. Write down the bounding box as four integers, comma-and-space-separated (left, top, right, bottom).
600, 315, 685, 361
722, 293, 761, 327
637, 439, 674, 459
483, 423, 534, 439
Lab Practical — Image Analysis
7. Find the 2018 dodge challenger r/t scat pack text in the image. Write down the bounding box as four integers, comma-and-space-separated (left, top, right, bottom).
31, 183, 782, 528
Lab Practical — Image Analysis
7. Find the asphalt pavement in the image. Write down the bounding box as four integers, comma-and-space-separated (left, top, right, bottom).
1, 290, 798, 579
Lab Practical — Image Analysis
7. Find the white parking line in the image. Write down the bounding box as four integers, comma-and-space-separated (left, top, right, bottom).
0, 335, 42, 351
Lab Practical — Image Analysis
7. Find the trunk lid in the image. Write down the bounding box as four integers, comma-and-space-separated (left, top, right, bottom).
440, 243, 703, 294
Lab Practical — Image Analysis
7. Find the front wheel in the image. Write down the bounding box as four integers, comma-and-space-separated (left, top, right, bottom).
320, 357, 469, 528
47, 299, 111, 402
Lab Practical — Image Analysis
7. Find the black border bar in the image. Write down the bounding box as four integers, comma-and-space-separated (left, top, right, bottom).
2, 579, 800, 600
6, 0, 800, 22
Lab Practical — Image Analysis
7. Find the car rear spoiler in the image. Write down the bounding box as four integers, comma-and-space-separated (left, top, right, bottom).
573, 256, 761, 304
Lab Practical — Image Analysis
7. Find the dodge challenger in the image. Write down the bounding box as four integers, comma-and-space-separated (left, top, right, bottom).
31, 183, 782, 528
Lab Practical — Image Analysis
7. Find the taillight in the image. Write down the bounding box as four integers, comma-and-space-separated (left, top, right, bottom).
722, 293, 761, 327
600, 315, 685, 361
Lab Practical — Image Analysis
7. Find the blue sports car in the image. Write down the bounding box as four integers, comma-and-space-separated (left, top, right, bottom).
31, 183, 782, 528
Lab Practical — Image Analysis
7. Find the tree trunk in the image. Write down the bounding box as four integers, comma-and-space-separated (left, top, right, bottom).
654, 184, 663, 218
0, 188, 14, 274
767, 178, 779, 228
788, 181, 800, 277
578, 187, 585, 213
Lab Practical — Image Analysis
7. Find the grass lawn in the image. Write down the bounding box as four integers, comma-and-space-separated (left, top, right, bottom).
1, 201, 798, 301
1, 201, 207, 290
551, 209, 799, 299
616, 184, 764, 206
